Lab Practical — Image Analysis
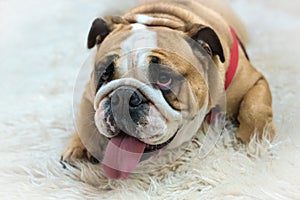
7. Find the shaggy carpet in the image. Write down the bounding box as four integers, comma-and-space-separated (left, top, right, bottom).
0, 0, 299, 199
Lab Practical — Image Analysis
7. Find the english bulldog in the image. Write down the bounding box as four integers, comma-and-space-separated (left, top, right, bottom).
61, 0, 275, 179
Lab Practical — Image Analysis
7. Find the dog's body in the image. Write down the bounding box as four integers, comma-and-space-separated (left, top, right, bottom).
62, 0, 275, 179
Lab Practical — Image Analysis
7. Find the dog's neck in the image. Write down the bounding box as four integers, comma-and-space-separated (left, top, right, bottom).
225, 27, 239, 90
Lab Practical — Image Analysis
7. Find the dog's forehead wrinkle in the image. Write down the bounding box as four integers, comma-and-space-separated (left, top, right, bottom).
135, 14, 170, 24
119, 24, 158, 74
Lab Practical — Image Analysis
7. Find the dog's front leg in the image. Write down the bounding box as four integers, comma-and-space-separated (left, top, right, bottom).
236, 77, 275, 143
61, 94, 99, 164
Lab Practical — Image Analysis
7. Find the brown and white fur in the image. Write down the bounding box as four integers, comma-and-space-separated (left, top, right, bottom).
61, 0, 275, 174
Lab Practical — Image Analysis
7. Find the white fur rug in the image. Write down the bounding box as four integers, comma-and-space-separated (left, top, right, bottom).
0, 0, 299, 199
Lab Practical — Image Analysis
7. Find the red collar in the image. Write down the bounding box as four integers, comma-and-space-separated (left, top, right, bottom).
224, 27, 239, 90
206, 27, 239, 124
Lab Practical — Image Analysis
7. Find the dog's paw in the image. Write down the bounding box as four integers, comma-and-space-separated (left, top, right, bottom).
61, 135, 99, 165
236, 121, 276, 144
61, 144, 86, 162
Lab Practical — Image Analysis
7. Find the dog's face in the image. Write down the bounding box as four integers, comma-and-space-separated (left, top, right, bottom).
87, 17, 225, 179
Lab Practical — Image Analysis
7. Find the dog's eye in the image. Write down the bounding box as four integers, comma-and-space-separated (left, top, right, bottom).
157, 73, 172, 90
101, 63, 114, 82
94, 54, 119, 93
150, 56, 160, 64
95, 57, 116, 92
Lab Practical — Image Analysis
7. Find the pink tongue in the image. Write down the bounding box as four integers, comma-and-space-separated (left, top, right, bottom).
102, 133, 146, 179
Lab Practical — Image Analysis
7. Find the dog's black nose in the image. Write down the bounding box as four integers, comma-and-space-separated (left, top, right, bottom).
111, 87, 145, 108
110, 87, 149, 136
129, 91, 143, 107
111, 92, 120, 106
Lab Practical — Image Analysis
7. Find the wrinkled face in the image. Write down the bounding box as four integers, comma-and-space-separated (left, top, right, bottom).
90, 23, 221, 179
94, 25, 212, 144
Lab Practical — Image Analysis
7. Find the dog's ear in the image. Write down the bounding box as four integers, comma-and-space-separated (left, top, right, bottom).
87, 16, 129, 49
184, 24, 225, 63
87, 18, 110, 49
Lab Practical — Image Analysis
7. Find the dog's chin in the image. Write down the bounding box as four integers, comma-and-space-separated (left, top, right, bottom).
143, 129, 179, 153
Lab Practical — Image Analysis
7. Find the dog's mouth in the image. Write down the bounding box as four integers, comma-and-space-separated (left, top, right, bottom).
106, 130, 178, 153
144, 131, 178, 153
102, 130, 178, 180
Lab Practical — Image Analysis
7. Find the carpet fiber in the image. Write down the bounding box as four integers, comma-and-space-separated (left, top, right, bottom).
0, 0, 299, 199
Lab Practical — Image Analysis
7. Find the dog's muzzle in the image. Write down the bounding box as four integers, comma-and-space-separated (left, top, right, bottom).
110, 86, 149, 138
93, 79, 182, 179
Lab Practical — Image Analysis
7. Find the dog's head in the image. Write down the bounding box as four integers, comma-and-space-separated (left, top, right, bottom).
87, 16, 225, 179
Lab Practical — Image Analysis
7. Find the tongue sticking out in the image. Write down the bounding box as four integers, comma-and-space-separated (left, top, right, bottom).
102, 133, 147, 179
